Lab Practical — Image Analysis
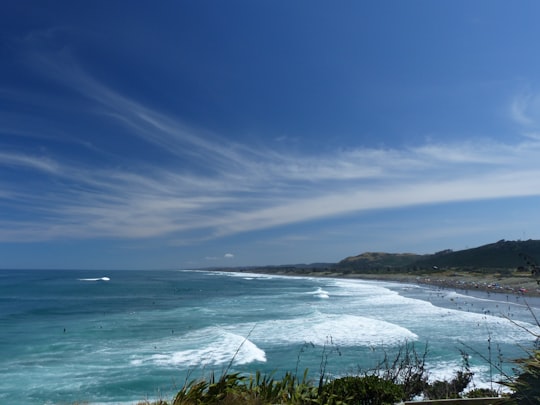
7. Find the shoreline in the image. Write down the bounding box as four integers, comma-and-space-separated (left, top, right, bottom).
346, 272, 540, 299
235, 268, 540, 299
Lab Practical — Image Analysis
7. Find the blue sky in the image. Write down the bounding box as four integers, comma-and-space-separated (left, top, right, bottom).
2, 1, 540, 269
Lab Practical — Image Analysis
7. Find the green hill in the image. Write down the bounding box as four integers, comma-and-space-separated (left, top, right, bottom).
411, 239, 540, 270
338, 252, 424, 270
336, 239, 540, 273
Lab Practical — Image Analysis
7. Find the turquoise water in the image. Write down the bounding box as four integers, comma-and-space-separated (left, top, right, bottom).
1, 269, 539, 404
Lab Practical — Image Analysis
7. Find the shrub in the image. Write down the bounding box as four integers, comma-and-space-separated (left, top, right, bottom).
465, 387, 500, 398
371, 341, 429, 400
320, 375, 404, 405
172, 373, 249, 405
171, 370, 319, 405
504, 349, 540, 405
423, 370, 473, 400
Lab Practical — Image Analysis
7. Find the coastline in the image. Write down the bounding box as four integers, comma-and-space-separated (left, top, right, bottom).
236, 268, 540, 299
343, 272, 540, 299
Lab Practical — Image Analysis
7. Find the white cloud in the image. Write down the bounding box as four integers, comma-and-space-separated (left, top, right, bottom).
2, 125, 540, 243
3, 55, 540, 243
2, 130, 540, 243
224, 253, 234, 259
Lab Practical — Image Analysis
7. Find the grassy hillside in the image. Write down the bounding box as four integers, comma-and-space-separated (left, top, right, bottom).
335, 239, 540, 274
411, 239, 540, 270
338, 252, 424, 270
225, 240, 540, 279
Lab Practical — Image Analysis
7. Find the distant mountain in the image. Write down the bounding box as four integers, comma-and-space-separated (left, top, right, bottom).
338, 252, 424, 269
215, 239, 540, 276
336, 239, 540, 272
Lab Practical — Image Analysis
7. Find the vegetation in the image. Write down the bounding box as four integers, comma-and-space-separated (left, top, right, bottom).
132, 366, 482, 404
126, 352, 537, 404
125, 341, 519, 405
504, 350, 540, 404
335, 239, 540, 273
338, 252, 423, 271
320, 375, 404, 405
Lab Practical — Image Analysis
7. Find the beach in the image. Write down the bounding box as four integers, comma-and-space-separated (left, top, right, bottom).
238, 267, 540, 298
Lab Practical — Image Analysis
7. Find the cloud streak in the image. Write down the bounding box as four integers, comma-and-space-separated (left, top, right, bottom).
0, 152, 60, 174
2, 132, 540, 243
2, 51, 540, 243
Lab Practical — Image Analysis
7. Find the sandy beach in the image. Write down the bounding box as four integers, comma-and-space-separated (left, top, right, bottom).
347, 272, 540, 298
241, 268, 540, 298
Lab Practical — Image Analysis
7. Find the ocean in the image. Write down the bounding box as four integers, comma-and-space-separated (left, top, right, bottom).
1, 269, 539, 404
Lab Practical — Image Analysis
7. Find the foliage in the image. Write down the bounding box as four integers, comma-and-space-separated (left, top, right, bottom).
499, 300, 540, 405
370, 341, 429, 400
423, 370, 473, 400
503, 349, 540, 405
423, 351, 473, 400
171, 369, 320, 405
172, 372, 249, 405
320, 375, 403, 405
166, 340, 483, 404
465, 387, 500, 398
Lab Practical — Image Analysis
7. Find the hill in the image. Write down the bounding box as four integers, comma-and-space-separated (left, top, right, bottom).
223, 239, 540, 295
338, 252, 424, 270
336, 239, 540, 273
411, 239, 540, 270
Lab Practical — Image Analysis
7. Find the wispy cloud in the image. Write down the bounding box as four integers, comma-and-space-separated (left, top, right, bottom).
0, 152, 60, 174
2, 134, 540, 243
2, 49, 540, 243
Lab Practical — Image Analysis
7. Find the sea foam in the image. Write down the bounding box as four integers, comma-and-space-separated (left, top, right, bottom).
224, 313, 418, 347
313, 287, 330, 299
329, 278, 540, 344
132, 330, 266, 368
78, 277, 110, 281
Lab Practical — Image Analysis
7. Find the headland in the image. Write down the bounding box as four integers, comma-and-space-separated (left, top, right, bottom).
220, 239, 540, 297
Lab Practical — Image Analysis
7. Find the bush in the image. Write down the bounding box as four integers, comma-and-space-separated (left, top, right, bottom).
172, 373, 249, 405
321, 375, 404, 405
423, 370, 473, 400
465, 387, 500, 398
371, 341, 429, 400
504, 349, 540, 405
171, 370, 319, 405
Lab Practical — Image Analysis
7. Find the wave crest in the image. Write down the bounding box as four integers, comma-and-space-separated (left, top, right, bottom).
78, 277, 110, 281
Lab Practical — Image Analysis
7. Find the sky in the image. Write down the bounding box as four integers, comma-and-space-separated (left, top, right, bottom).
2, 1, 540, 269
